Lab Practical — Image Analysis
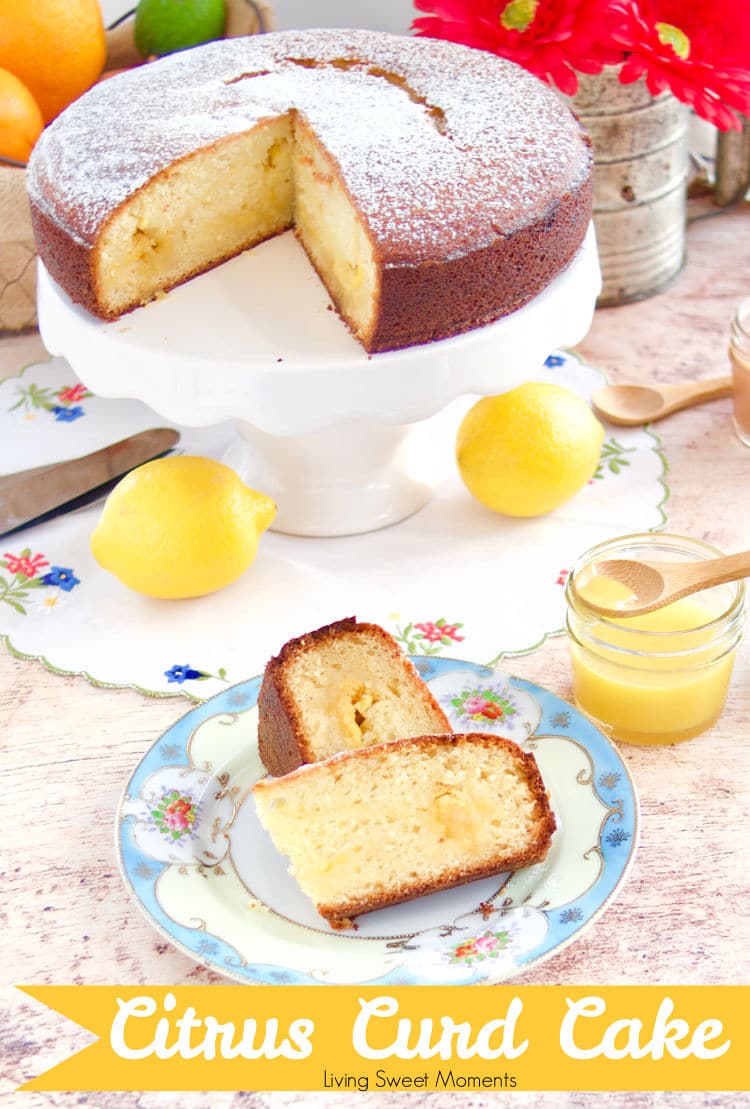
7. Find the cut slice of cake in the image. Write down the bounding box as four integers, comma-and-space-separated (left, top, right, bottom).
252, 732, 556, 930
257, 617, 451, 775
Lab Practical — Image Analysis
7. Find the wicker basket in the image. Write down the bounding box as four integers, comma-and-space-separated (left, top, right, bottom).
0, 160, 37, 333
0, 0, 275, 334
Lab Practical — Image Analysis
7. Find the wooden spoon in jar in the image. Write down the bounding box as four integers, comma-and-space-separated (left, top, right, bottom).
575, 549, 750, 618
591, 375, 733, 426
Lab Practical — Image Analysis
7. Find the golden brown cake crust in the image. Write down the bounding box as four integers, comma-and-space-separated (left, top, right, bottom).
369, 181, 593, 351
26, 29, 593, 352
256, 616, 451, 775
254, 731, 556, 929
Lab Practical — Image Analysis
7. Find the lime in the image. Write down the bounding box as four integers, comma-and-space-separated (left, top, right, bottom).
134, 0, 227, 59
90, 455, 275, 598
456, 382, 604, 517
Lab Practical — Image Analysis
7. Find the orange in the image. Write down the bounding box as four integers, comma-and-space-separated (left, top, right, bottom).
0, 68, 44, 163
0, 0, 106, 123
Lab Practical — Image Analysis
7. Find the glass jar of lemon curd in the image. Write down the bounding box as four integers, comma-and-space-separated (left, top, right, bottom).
565, 533, 746, 746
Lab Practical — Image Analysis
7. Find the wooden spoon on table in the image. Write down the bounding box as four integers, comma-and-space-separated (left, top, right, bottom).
591, 374, 733, 426
574, 550, 750, 618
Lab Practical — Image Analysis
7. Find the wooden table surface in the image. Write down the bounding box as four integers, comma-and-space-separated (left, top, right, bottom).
2, 203, 749, 1109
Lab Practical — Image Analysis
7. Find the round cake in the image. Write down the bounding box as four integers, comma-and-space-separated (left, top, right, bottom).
26, 29, 593, 354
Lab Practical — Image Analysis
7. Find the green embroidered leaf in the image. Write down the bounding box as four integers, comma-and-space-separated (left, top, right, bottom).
3, 598, 26, 614
440, 636, 454, 646
218, 668, 227, 680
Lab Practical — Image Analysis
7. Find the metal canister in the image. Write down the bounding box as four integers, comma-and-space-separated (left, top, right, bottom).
571, 67, 690, 307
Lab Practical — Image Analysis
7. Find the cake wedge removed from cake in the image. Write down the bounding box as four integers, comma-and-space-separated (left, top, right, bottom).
252, 732, 556, 930
257, 617, 451, 775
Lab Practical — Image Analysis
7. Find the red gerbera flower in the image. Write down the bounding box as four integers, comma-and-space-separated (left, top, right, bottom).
606, 0, 750, 130
412, 0, 622, 94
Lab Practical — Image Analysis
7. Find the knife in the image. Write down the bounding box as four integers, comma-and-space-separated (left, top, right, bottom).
0, 427, 180, 539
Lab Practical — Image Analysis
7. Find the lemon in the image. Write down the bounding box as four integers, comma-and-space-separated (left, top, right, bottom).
90, 455, 275, 599
456, 382, 604, 517
134, 0, 226, 59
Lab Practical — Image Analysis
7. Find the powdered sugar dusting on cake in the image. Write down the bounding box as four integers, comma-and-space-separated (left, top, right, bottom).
27, 29, 591, 260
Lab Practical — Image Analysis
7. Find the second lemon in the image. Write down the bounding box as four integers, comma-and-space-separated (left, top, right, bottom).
456, 382, 604, 517
90, 455, 275, 599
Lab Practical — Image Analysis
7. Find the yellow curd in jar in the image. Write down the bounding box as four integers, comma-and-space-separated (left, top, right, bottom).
567, 573, 741, 746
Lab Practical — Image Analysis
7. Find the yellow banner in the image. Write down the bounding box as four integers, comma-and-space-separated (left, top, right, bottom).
16, 985, 750, 1092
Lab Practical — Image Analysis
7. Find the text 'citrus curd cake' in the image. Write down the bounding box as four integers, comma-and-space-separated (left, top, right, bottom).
26, 29, 593, 352
257, 617, 450, 775
252, 732, 556, 929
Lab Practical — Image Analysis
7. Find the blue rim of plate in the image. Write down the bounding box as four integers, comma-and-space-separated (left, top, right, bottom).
116, 655, 639, 985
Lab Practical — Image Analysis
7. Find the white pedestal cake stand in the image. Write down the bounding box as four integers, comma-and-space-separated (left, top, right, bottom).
36, 226, 601, 536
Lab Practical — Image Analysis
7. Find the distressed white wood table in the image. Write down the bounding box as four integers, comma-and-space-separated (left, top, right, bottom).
2, 202, 749, 1109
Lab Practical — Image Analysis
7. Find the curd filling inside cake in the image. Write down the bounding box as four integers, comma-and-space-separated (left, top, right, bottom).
252, 733, 555, 927
274, 631, 446, 758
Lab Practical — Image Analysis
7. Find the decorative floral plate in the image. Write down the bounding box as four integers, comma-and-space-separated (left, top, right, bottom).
1, 350, 667, 699
116, 657, 639, 985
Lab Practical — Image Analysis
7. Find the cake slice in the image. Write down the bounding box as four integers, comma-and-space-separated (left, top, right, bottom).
256, 617, 451, 775
252, 732, 556, 929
